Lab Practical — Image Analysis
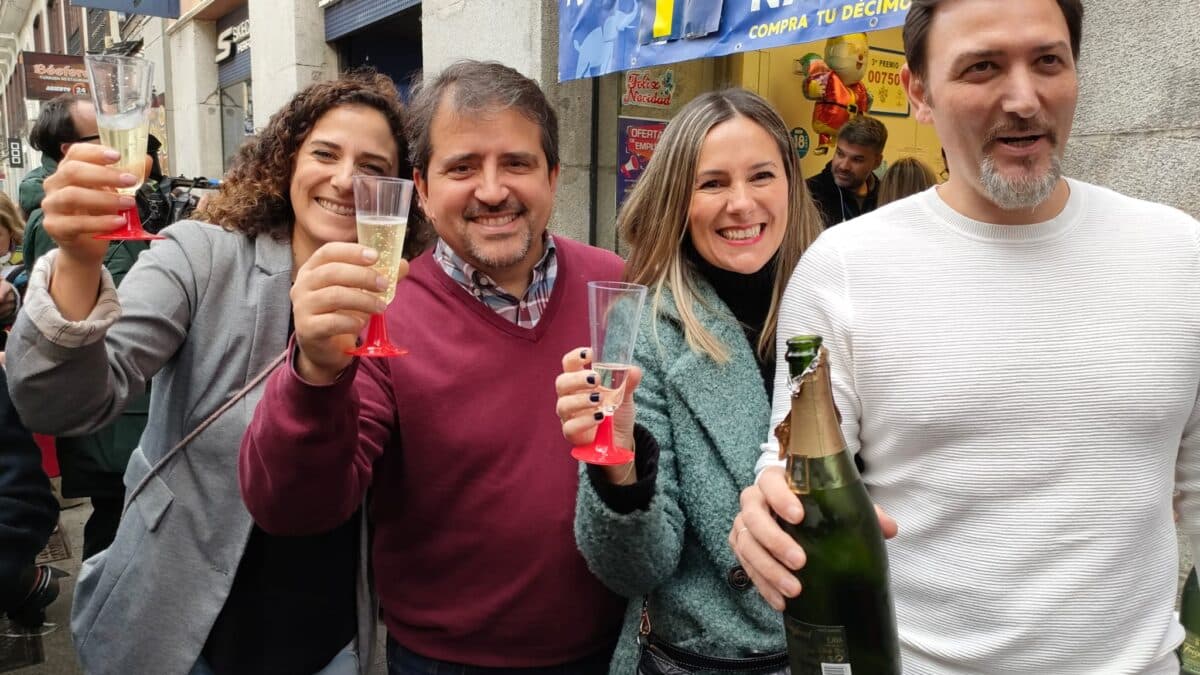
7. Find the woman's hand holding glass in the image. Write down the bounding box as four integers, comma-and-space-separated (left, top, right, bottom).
290, 242, 409, 385
554, 348, 643, 484
40, 143, 150, 320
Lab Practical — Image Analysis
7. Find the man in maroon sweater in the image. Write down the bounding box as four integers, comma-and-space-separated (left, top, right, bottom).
239, 61, 627, 673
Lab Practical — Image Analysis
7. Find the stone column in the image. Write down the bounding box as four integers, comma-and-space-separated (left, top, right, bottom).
421, 0, 595, 245
164, 19, 222, 177
248, 0, 337, 123
1068, 1, 1200, 219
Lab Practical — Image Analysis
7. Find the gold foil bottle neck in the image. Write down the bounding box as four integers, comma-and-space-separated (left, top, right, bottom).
779, 346, 845, 461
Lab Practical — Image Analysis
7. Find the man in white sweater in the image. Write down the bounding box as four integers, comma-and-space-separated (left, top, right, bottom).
730, 0, 1200, 673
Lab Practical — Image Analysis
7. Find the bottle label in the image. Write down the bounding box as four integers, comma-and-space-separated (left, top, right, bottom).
1182, 630, 1200, 674
787, 456, 811, 494
784, 615, 852, 674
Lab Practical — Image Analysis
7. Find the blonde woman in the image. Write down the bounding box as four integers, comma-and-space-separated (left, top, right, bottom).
554, 89, 823, 671
877, 156, 938, 206
0, 193, 23, 328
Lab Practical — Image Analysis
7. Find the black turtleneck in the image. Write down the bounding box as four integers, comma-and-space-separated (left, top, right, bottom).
684, 240, 777, 395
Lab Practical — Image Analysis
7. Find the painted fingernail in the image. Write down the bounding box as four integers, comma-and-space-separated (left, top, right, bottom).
375, 275, 388, 290
593, 411, 604, 421
362, 248, 379, 262
586, 374, 596, 385
118, 173, 139, 186
102, 148, 120, 161
589, 392, 600, 403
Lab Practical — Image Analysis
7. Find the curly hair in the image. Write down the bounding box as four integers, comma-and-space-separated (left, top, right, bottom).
199, 69, 420, 249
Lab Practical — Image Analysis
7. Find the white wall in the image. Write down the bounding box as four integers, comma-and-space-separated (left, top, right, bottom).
421, 0, 594, 244
165, 18, 222, 178
1066, 2, 1200, 219
248, 0, 337, 126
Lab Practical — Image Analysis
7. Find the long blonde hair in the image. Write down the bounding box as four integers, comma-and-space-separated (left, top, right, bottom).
877, 156, 937, 206
621, 89, 823, 363
0, 193, 24, 251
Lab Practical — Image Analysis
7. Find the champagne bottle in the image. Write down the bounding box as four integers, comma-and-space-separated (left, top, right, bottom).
1181, 567, 1200, 674
776, 335, 900, 674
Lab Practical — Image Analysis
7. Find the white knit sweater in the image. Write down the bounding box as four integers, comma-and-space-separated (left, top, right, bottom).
759, 179, 1200, 674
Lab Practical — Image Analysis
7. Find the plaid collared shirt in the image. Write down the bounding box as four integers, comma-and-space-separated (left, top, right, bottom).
434, 234, 558, 328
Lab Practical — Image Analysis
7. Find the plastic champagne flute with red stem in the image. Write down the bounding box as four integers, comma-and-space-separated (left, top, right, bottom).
571, 281, 648, 465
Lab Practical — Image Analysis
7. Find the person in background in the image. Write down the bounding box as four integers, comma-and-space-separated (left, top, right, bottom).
239, 60, 626, 674
805, 115, 887, 227
21, 112, 153, 561
732, 0, 1200, 671
876, 156, 938, 206
6, 69, 408, 675
22, 95, 98, 263
0, 368, 60, 631
554, 89, 823, 671
20, 94, 97, 220
0, 193, 24, 331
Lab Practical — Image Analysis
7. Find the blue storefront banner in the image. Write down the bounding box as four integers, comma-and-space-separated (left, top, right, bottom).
560, 0, 911, 82
70, 0, 180, 19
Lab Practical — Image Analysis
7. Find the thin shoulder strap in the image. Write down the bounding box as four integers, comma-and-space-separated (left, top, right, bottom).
121, 347, 289, 517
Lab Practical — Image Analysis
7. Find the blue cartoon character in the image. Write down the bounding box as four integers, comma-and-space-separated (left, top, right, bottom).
573, 0, 640, 79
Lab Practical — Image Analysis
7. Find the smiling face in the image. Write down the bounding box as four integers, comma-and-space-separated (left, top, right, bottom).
414, 96, 559, 293
904, 0, 1077, 223
686, 115, 789, 275
289, 104, 399, 265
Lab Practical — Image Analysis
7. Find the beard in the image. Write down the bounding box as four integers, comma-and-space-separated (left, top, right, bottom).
976, 115, 1063, 210
978, 152, 1062, 210
464, 225, 534, 270
460, 196, 535, 271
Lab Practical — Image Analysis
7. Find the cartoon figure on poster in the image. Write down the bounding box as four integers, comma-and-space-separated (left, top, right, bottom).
799, 32, 872, 156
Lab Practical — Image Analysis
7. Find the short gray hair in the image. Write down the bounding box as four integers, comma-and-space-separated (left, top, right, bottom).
405, 60, 560, 180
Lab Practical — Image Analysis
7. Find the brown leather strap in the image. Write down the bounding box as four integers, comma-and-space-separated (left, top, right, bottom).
121, 348, 289, 517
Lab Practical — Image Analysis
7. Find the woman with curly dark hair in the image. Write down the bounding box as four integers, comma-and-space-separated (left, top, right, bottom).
6, 69, 407, 675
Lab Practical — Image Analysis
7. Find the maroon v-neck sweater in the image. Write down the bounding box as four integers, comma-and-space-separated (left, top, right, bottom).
241, 236, 626, 667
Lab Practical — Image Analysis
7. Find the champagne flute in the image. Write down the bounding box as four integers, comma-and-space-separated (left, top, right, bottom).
572, 281, 648, 465
84, 53, 162, 241
346, 175, 414, 358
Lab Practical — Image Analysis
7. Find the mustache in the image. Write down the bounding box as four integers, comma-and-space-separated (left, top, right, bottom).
985, 117, 1058, 146
463, 198, 526, 219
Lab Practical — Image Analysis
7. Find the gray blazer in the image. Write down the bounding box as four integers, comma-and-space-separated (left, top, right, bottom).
6, 221, 374, 675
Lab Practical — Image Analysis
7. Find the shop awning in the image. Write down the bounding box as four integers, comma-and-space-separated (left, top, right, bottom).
559, 0, 911, 82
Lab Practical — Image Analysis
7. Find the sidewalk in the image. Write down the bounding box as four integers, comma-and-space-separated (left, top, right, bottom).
0, 498, 86, 675
0, 499, 389, 675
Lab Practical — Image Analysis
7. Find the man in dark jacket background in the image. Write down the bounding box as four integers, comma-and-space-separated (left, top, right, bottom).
806, 115, 888, 227
0, 369, 60, 629
20, 93, 150, 561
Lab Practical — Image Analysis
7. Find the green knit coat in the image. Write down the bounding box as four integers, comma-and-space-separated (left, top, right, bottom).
574, 279, 784, 673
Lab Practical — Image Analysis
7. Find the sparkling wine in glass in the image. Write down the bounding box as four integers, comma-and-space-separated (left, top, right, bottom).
572, 281, 647, 465
346, 175, 413, 358
85, 53, 162, 241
